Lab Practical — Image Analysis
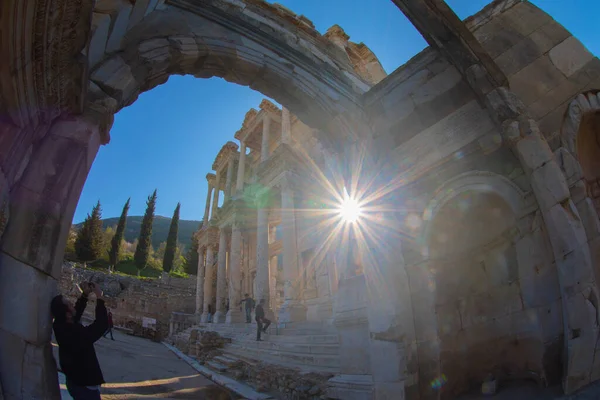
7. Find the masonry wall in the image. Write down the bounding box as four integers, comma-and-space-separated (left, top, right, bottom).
467, 0, 600, 150
59, 264, 196, 340
358, 1, 596, 396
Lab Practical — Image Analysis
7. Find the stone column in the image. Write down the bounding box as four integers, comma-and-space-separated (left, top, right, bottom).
255, 207, 274, 318
210, 172, 221, 221
0, 115, 104, 399
261, 115, 271, 162
201, 245, 216, 322
278, 179, 306, 322
270, 255, 279, 313
224, 156, 235, 201
203, 174, 214, 225
226, 223, 244, 323
195, 246, 205, 315
213, 229, 229, 323
236, 141, 246, 194
281, 107, 292, 144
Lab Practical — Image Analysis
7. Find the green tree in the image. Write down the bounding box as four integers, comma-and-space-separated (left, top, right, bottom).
108, 198, 130, 271
64, 226, 78, 261
163, 203, 180, 273
134, 190, 157, 276
74, 201, 104, 265
183, 223, 202, 275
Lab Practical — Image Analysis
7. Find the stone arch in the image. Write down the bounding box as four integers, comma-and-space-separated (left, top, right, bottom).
85, 2, 373, 148
413, 171, 551, 398
420, 171, 528, 249
560, 90, 600, 214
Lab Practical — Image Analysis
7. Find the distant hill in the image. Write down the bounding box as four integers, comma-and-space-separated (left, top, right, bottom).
74, 216, 201, 250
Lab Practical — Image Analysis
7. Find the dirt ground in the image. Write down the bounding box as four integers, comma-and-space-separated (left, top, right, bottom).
53, 329, 239, 399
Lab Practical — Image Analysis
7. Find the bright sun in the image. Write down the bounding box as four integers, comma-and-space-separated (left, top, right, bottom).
339, 189, 363, 223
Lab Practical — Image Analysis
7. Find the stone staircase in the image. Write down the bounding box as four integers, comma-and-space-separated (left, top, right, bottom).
191, 321, 341, 374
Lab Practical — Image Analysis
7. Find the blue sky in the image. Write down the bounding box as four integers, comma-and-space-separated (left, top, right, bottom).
75, 0, 600, 223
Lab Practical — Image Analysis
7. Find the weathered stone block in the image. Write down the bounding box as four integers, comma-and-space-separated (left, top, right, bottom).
509, 55, 567, 106
0, 253, 58, 346
127, 0, 152, 31
554, 147, 583, 187
411, 66, 462, 106
500, 2, 552, 37
529, 21, 571, 55
474, 18, 524, 59
138, 38, 172, 78
495, 36, 544, 77
169, 36, 201, 72
91, 56, 139, 105
530, 160, 570, 211
0, 328, 26, 398
536, 299, 563, 342
458, 283, 523, 328
95, 0, 133, 53
528, 77, 583, 120
549, 37, 595, 78
87, 13, 111, 68
515, 131, 553, 172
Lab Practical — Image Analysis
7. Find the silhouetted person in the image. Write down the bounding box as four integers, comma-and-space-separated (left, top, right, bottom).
103, 310, 114, 340
255, 299, 271, 341
51, 282, 108, 400
240, 293, 255, 323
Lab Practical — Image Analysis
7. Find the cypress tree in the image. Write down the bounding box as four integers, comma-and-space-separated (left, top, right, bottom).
75, 201, 103, 265
163, 203, 180, 273
183, 223, 202, 275
134, 190, 157, 276
108, 198, 130, 271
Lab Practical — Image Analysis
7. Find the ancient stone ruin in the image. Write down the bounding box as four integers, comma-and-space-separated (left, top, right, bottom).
1, 0, 600, 399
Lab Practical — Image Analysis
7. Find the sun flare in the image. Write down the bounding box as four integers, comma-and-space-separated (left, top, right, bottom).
339, 188, 363, 223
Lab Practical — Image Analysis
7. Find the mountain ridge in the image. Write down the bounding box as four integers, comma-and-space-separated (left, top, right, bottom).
74, 215, 201, 250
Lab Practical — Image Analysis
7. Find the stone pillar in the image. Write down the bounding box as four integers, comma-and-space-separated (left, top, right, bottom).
261, 115, 271, 162
203, 175, 214, 225
236, 141, 246, 194
210, 172, 221, 221
195, 246, 205, 315
213, 229, 229, 323
278, 180, 306, 322
255, 207, 274, 318
0, 115, 104, 399
224, 156, 235, 201
281, 107, 292, 145
270, 255, 279, 313
201, 245, 216, 322
226, 224, 244, 323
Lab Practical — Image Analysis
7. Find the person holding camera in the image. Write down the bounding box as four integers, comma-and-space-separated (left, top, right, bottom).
51, 282, 108, 400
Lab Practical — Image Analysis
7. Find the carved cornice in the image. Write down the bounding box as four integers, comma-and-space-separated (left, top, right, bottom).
242, 108, 258, 130
212, 141, 239, 171
206, 173, 216, 185
259, 99, 281, 115
198, 226, 220, 247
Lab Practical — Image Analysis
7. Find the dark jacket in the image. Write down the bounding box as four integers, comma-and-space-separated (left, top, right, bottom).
241, 297, 255, 310
255, 304, 265, 321
53, 295, 108, 386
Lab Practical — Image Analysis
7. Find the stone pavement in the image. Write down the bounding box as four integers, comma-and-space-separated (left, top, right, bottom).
456, 380, 600, 400
53, 329, 238, 399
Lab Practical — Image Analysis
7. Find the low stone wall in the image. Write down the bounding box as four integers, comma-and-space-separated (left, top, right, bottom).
59, 263, 196, 341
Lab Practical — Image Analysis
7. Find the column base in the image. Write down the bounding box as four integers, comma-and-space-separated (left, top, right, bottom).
200, 312, 210, 323
278, 300, 307, 323
213, 310, 226, 323
225, 309, 245, 324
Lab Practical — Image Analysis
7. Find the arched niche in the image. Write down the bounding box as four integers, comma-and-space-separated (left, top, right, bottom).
416, 172, 549, 398
561, 90, 600, 213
